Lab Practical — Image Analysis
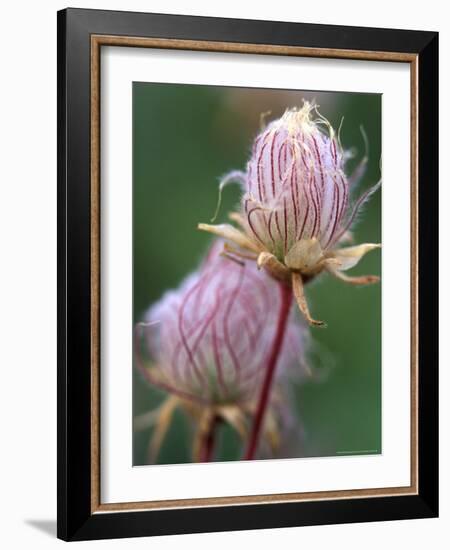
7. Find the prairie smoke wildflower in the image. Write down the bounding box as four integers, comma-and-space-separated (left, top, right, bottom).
135, 242, 310, 462
199, 101, 381, 326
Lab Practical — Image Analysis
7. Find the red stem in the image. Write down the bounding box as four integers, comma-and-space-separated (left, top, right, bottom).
199, 418, 217, 463
244, 282, 293, 460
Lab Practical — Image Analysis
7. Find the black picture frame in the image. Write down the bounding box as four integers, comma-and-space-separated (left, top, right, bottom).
57, 7, 438, 541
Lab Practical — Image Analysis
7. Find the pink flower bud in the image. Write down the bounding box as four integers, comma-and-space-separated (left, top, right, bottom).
243, 102, 350, 258
198, 102, 381, 327
140, 242, 308, 405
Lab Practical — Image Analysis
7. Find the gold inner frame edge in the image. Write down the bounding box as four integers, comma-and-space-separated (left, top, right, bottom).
90, 35, 419, 514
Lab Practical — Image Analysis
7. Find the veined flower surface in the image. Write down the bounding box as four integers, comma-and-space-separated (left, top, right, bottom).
244, 105, 349, 257
199, 102, 381, 326
140, 241, 308, 405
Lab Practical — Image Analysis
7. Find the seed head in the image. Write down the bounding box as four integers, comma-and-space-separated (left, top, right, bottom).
139, 241, 308, 405
244, 102, 349, 260
198, 101, 381, 326
135, 241, 310, 461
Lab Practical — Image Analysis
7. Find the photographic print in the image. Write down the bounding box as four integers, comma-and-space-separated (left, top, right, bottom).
58, 10, 438, 540
133, 84, 382, 466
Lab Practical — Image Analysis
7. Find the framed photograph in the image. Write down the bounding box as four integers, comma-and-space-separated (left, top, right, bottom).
57, 8, 438, 541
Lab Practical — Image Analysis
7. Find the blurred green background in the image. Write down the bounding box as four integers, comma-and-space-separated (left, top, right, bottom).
133, 83, 381, 466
